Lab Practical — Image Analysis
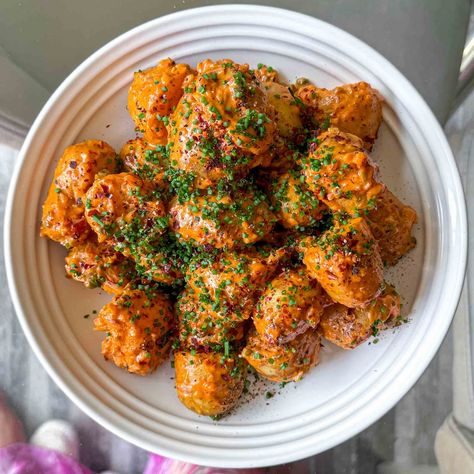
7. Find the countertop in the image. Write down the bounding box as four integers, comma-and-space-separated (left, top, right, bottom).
0, 1, 471, 472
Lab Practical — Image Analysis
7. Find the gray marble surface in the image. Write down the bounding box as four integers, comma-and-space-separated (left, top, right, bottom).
1, 92, 473, 472
0, 2, 472, 472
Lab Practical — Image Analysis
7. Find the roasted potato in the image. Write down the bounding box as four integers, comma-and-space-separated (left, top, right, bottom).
175, 350, 246, 416
193, 59, 276, 155
167, 59, 276, 188
299, 217, 383, 307
176, 287, 246, 347
40, 189, 91, 248
295, 81, 383, 150
84, 172, 167, 249
94, 284, 175, 375
254, 267, 324, 344
270, 170, 327, 230
262, 81, 302, 138
120, 137, 168, 183
169, 187, 276, 249
186, 250, 282, 318
366, 188, 417, 265
65, 238, 135, 294
301, 128, 384, 215
41, 140, 118, 247
167, 93, 266, 189
128, 58, 192, 144
319, 282, 401, 348
242, 328, 321, 383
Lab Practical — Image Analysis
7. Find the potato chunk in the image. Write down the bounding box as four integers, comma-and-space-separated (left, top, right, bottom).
319, 283, 401, 348
85, 172, 167, 250
254, 267, 324, 344
295, 81, 383, 150
120, 138, 168, 183
270, 170, 327, 230
366, 189, 417, 265
65, 239, 135, 294
41, 140, 118, 247
263, 81, 302, 138
169, 187, 275, 249
242, 328, 320, 383
128, 58, 192, 144
167, 59, 276, 188
175, 350, 246, 416
299, 217, 383, 307
94, 284, 175, 375
177, 287, 246, 347
301, 128, 384, 215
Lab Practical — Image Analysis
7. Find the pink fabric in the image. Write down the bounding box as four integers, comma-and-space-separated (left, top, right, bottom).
144, 454, 263, 474
0, 391, 263, 474
0, 443, 92, 474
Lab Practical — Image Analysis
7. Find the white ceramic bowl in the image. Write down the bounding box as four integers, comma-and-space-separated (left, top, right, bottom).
4, 5, 467, 468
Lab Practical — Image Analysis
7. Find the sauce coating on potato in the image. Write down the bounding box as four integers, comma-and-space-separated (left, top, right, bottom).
85, 172, 167, 249
175, 350, 246, 416
94, 284, 175, 375
270, 170, 327, 230
301, 128, 384, 216
319, 283, 401, 348
295, 81, 383, 150
177, 286, 246, 347
366, 189, 417, 266
242, 328, 320, 383
254, 267, 324, 345
169, 187, 275, 249
65, 239, 135, 294
128, 58, 192, 144
120, 137, 168, 184
300, 217, 383, 307
41, 140, 118, 247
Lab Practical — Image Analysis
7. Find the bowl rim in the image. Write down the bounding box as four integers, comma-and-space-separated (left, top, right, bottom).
4, 4, 467, 467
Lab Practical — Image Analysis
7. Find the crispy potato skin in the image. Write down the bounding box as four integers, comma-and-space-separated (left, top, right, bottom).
41, 140, 118, 247
65, 239, 135, 294
242, 328, 321, 383
270, 171, 327, 230
175, 350, 246, 416
262, 81, 302, 138
254, 267, 324, 344
319, 283, 401, 348
296, 81, 383, 150
94, 284, 175, 375
128, 58, 192, 144
300, 218, 383, 307
301, 128, 384, 215
366, 189, 417, 265
120, 138, 167, 183
169, 189, 275, 249
84, 172, 167, 247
